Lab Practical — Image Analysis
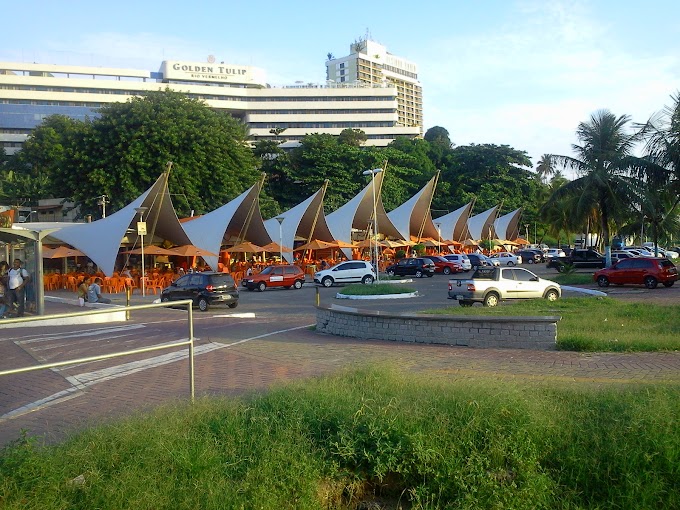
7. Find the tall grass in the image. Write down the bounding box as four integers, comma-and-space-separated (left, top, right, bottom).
427, 297, 680, 351
2, 367, 679, 509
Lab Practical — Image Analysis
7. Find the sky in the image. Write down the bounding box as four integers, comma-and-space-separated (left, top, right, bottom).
2, 0, 679, 174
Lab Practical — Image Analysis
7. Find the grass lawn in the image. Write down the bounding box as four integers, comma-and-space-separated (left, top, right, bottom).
425, 297, 680, 352
2, 368, 679, 509
337, 283, 416, 295
549, 272, 595, 285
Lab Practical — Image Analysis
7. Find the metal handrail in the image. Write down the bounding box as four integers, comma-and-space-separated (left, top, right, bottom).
0, 300, 196, 401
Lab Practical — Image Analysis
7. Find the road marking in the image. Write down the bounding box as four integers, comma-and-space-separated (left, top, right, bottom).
212, 313, 256, 318
15, 324, 147, 345
0, 324, 314, 422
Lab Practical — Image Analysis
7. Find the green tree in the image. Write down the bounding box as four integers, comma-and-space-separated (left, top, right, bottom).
423, 126, 454, 170
36, 89, 259, 217
337, 128, 367, 147
548, 110, 642, 264
634, 92, 680, 252
535, 154, 556, 183
441, 144, 538, 215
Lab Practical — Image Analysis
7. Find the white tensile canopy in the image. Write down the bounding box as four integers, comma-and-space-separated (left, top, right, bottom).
387, 173, 440, 242
49, 172, 191, 276
326, 171, 403, 258
433, 201, 474, 243
263, 185, 334, 263
467, 205, 499, 241
182, 180, 272, 271
494, 208, 522, 241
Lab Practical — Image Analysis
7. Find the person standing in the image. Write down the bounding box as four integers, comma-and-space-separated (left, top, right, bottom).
0, 261, 9, 318
7, 259, 30, 317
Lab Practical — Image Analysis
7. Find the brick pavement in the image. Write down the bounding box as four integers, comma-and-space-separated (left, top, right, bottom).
1, 292, 679, 447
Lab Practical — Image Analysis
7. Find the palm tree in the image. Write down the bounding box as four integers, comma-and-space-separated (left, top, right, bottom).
546, 110, 643, 265
635, 92, 680, 253
535, 154, 555, 183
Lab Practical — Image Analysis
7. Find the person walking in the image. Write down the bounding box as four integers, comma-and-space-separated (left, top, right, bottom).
7, 258, 30, 317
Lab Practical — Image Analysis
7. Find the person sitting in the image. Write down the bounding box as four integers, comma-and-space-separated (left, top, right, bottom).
320, 259, 329, 270
77, 276, 90, 307
87, 277, 111, 304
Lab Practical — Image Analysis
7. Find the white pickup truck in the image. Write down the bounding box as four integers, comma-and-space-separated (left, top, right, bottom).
448, 266, 561, 307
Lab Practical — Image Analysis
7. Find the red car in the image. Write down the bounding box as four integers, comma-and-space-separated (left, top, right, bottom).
241, 264, 306, 291
428, 255, 463, 275
593, 257, 678, 289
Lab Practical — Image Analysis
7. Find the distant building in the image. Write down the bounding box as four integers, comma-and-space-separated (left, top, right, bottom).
326, 38, 423, 134
0, 56, 421, 154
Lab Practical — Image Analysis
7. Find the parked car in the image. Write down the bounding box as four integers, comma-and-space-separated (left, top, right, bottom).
623, 247, 654, 257
442, 253, 473, 272
611, 251, 637, 262
241, 264, 305, 291
545, 248, 566, 259
517, 249, 543, 264
161, 272, 239, 311
385, 257, 436, 278
546, 249, 605, 272
427, 255, 463, 275
314, 260, 375, 287
593, 257, 678, 289
448, 266, 561, 307
489, 251, 522, 266
467, 253, 493, 270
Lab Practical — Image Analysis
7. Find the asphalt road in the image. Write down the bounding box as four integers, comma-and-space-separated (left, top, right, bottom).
1, 262, 677, 445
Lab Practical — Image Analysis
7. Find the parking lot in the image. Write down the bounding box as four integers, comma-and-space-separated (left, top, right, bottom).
1, 264, 678, 446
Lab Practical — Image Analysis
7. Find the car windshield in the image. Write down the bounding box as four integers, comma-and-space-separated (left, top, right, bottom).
260, 266, 275, 275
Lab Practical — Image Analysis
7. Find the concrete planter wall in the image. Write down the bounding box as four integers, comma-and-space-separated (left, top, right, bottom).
316, 304, 560, 350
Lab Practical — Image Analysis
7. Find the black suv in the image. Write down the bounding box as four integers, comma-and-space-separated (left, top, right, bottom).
161, 272, 239, 311
547, 249, 605, 272
516, 249, 544, 264
385, 257, 436, 278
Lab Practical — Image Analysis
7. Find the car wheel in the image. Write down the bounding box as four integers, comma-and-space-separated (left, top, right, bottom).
663, 281, 675, 287
644, 276, 658, 289
161, 296, 170, 303
228, 302, 238, 308
459, 300, 473, 307
197, 297, 209, 312
322, 276, 334, 288
361, 275, 374, 285
415, 269, 423, 278
387, 269, 395, 276
544, 289, 559, 302
597, 276, 609, 287
294, 279, 303, 289
508, 261, 515, 266
258, 282, 266, 292
443, 267, 451, 275
483, 292, 499, 307
528, 259, 534, 264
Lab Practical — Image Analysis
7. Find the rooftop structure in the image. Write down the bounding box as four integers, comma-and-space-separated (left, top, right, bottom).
326, 38, 423, 133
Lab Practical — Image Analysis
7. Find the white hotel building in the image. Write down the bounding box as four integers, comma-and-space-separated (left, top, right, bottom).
0, 52, 422, 155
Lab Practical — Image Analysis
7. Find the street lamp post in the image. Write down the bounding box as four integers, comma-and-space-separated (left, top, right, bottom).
275, 216, 285, 264
362, 168, 383, 283
134, 207, 148, 296
524, 224, 530, 242
97, 195, 109, 218
435, 222, 441, 254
